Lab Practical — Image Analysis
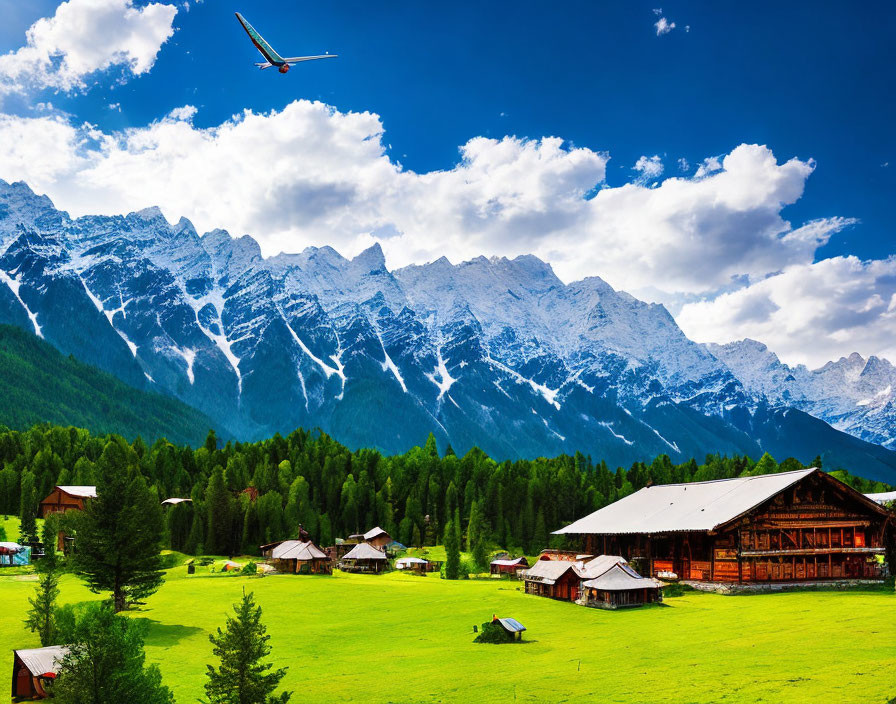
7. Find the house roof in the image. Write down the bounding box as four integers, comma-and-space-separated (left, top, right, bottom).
581, 554, 628, 579
396, 556, 428, 566
522, 559, 583, 585
55, 486, 97, 499
15, 646, 69, 677
582, 563, 661, 591
554, 469, 819, 535
363, 526, 389, 541
494, 617, 526, 633
342, 542, 387, 561
161, 497, 192, 505
865, 490, 896, 505
271, 540, 328, 561
491, 557, 527, 567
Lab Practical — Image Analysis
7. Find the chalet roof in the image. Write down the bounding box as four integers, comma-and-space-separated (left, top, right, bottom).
396, 556, 428, 566
271, 540, 327, 561
554, 468, 818, 536
491, 557, 527, 567
342, 542, 387, 561
581, 554, 627, 579
522, 559, 584, 585
15, 646, 69, 677
55, 486, 97, 499
494, 617, 526, 633
582, 563, 661, 592
865, 490, 896, 505
363, 526, 389, 541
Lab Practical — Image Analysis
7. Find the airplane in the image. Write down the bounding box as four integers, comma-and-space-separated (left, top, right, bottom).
235, 12, 337, 74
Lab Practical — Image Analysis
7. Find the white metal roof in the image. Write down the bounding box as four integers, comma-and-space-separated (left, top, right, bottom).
865, 490, 896, 505
581, 554, 627, 579
554, 468, 817, 535
396, 556, 428, 565
56, 486, 97, 498
582, 563, 661, 591
363, 526, 389, 541
342, 542, 387, 561
161, 497, 192, 505
495, 617, 526, 633
522, 559, 584, 585
15, 646, 68, 676
491, 557, 526, 567
271, 540, 327, 561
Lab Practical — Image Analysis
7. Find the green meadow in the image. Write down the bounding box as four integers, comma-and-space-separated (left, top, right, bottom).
2, 554, 895, 704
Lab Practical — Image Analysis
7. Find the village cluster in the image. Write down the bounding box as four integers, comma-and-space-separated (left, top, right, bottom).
8, 467, 895, 699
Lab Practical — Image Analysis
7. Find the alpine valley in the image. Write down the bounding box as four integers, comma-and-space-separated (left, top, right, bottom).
1, 179, 894, 482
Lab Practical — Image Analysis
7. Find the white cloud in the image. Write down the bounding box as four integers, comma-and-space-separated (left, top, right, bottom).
655, 16, 676, 35
694, 155, 723, 178
633, 154, 664, 181
0, 0, 178, 96
677, 257, 896, 367
0, 101, 876, 361
677, 157, 689, 172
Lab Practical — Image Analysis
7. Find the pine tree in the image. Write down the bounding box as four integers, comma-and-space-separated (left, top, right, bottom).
51, 603, 173, 704
18, 469, 38, 544
75, 442, 165, 612
24, 570, 59, 646
203, 589, 292, 704
206, 466, 234, 556
531, 509, 548, 555
39, 514, 59, 572
444, 517, 461, 580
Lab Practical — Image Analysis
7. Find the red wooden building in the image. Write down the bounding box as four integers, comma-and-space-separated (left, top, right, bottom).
554, 468, 892, 584
37, 486, 96, 518
522, 559, 583, 601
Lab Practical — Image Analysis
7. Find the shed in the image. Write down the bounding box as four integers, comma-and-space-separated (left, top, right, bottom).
395, 556, 429, 572
522, 559, 584, 601
12, 645, 68, 699
362, 526, 392, 549
268, 540, 332, 575
580, 562, 662, 609
490, 556, 529, 576
340, 542, 389, 573
0, 542, 30, 567
493, 617, 526, 638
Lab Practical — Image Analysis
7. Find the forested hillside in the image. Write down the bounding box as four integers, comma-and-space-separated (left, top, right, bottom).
0, 325, 220, 446
3, 423, 891, 557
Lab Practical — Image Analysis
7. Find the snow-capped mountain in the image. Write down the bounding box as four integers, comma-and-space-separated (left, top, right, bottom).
707, 339, 896, 451
1, 179, 894, 482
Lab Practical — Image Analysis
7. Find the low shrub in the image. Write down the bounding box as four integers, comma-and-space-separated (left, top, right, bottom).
473, 620, 516, 644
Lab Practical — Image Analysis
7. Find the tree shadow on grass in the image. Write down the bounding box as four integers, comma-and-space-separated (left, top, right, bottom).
133, 618, 205, 648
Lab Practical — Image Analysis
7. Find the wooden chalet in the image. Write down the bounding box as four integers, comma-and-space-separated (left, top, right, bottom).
361, 526, 391, 549
12, 646, 67, 700
522, 558, 584, 601
489, 556, 529, 576
38, 486, 96, 518
555, 468, 893, 584
264, 540, 332, 575
339, 542, 389, 573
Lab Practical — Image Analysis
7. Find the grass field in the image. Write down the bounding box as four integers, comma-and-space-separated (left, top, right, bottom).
2, 555, 895, 704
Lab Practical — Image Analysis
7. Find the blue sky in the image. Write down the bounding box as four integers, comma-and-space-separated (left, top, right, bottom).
0, 0, 893, 365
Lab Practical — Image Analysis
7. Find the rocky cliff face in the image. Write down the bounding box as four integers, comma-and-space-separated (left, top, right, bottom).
1, 179, 894, 481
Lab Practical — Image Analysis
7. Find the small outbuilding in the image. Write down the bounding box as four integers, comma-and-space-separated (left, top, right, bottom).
12, 645, 68, 699
340, 542, 389, 573
0, 542, 30, 567
362, 527, 392, 549
490, 556, 529, 576
395, 556, 429, 572
268, 540, 332, 575
522, 559, 584, 601
580, 562, 663, 609
474, 616, 526, 643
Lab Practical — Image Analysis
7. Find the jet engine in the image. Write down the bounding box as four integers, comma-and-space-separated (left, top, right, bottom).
278, 64, 290, 74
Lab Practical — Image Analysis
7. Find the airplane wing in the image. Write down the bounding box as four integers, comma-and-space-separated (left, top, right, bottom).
235, 12, 284, 65
281, 55, 339, 64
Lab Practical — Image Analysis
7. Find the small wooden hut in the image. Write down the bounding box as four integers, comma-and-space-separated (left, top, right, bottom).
490, 556, 529, 576
580, 562, 662, 609
11, 646, 67, 700
522, 559, 584, 601
395, 556, 429, 573
362, 527, 392, 549
38, 486, 96, 518
267, 540, 332, 575
340, 542, 389, 573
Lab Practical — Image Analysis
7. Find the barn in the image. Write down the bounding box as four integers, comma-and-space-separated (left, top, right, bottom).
11, 646, 67, 699
554, 468, 892, 585
38, 486, 96, 518
490, 556, 529, 576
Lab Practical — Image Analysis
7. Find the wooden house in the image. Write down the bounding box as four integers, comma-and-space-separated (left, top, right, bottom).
361, 526, 391, 549
580, 562, 662, 609
490, 556, 529, 576
38, 486, 96, 518
555, 468, 892, 584
266, 540, 332, 575
522, 559, 584, 601
339, 542, 389, 573
395, 556, 429, 573
11, 646, 67, 700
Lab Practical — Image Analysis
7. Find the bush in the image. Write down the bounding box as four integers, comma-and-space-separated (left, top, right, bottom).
661, 582, 695, 598
473, 620, 515, 644
241, 561, 258, 575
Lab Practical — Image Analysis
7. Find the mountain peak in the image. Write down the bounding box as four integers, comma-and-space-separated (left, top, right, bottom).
352, 242, 386, 271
